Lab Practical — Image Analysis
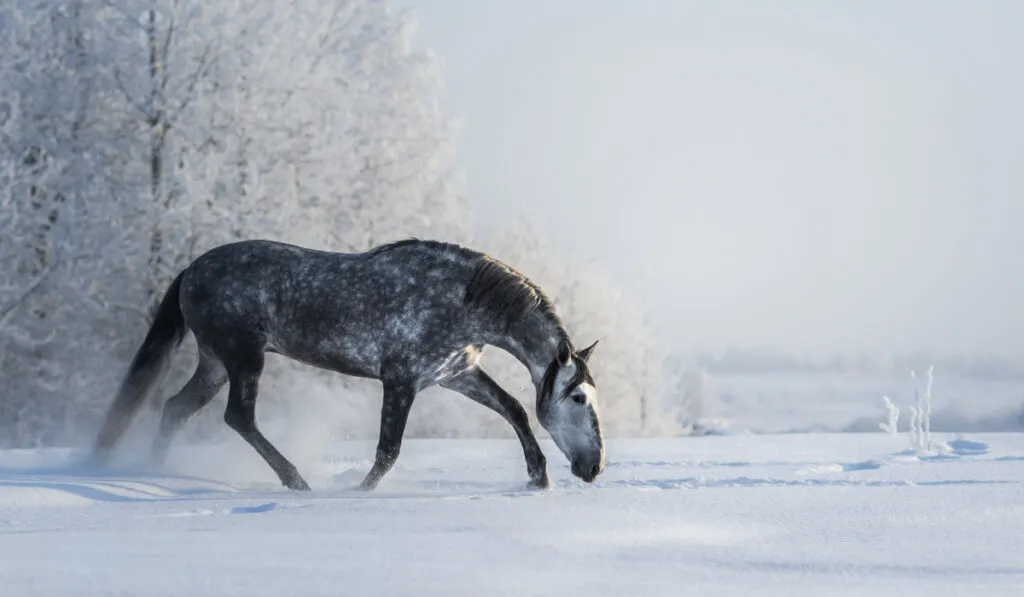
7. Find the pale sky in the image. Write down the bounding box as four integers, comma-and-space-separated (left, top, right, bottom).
400, 0, 1024, 360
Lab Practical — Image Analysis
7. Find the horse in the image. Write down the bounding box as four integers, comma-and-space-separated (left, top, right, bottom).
91, 238, 605, 491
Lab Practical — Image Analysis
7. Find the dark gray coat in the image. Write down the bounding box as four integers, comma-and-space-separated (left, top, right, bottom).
92, 239, 605, 490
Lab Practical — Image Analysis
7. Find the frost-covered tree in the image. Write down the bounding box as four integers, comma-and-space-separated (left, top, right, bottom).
0, 0, 133, 446
0, 0, 468, 448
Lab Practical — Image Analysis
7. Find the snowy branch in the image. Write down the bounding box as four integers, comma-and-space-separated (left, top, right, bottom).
0, 264, 54, 329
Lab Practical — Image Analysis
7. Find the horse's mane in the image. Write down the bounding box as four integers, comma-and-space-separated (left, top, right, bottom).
367, 237, 457, 255
465, 255, 568, 339
368, 238, 569, 340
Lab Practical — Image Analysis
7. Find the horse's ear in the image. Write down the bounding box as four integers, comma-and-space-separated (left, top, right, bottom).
557, 339, 572, 367
578, 340, 599, 363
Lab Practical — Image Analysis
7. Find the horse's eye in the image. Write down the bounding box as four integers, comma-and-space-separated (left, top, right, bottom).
572, 393, 586, 405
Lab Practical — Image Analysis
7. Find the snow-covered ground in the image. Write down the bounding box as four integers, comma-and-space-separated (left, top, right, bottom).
2, 432, 1022, 596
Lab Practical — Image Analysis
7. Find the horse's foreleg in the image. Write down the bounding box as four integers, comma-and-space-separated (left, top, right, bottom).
223, 353, 311, 491
359, 380, 416, 491
151, 349, 227, 463
441, 367, 549, 489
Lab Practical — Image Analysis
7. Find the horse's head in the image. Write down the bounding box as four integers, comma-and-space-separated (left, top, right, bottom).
537, 339, 605, 482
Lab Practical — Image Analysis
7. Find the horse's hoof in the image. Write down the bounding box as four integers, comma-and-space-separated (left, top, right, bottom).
286, 478, 311, 491
527, 475, 549, 490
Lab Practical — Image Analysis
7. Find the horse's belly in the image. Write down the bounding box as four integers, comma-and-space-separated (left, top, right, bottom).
268, 327, 382, 379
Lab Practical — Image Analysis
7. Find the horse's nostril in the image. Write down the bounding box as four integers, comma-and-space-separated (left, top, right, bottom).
589, 463, 600, 478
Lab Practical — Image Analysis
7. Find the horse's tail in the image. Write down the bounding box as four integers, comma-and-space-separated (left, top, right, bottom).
92, 270, 189, 457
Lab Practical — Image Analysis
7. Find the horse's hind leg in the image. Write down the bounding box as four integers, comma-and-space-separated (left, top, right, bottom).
151, 348, 228, 463
222, 350, 311, 491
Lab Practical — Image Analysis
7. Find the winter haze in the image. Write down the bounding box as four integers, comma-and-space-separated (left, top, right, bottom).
401, 0, 1024, 363
3, 4, 1024, 595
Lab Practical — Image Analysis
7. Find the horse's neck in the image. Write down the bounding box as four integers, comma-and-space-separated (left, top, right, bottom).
492, 315, 564, 385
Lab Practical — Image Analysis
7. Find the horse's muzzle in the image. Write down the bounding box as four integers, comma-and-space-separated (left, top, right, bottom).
571, 459, 603, 483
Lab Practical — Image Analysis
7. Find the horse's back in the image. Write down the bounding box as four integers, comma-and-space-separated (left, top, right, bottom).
178, 240, 333, 343
177, 239, 484, 378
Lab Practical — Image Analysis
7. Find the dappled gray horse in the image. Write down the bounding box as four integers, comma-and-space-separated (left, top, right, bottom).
92, 239, 605, 490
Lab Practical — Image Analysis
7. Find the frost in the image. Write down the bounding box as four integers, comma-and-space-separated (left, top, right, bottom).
907, 366, 934, 454
878, 396, 899, 436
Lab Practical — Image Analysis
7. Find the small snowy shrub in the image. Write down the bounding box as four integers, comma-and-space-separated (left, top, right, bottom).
907, 366, 934, 454
878, 396, 899, 435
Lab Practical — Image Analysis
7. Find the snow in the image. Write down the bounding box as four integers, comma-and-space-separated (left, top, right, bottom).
2, 433, 1022, 596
